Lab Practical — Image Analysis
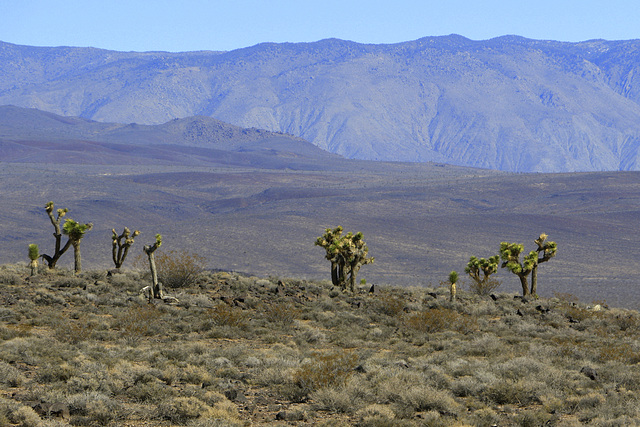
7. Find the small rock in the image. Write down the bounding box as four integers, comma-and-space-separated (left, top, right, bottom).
395, 359, 410, 369
580, 366, 598, 381
224, 388, 247, 403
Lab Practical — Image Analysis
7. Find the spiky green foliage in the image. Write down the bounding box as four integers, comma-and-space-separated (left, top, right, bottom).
449, 271, 458, 284
28, 244, 39, 261
62, 219, 93, 273
315, 227, 373, 292
315, 226, 344, 287
449, 271, 458, 301
465, 255, 501, 295
342, 231, 374, 292
28, 244, 39, 276
112, 227, 141, 269
42, 202, 71, 269
500, 242, 538, 297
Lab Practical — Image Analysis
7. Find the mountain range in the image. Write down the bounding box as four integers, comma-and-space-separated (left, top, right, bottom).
3, 36, 640, 172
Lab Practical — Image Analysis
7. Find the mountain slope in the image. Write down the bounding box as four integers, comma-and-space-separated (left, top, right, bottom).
3, 36, 640, 171
0, 105, 341, 169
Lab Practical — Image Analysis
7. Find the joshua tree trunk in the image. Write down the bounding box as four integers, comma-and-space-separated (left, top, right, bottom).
72, 241, 82, 273
147, 250, 162, 299
331, 262, 339, 287
338, 263, 347, 290
519, 274, 529, 297
143, 234, 163, 299
43, 202, 71, 269
530, 266, 538, 297
30, 260, 38, 276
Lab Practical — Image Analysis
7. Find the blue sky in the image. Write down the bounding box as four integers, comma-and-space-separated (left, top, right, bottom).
1, 0, 639, 52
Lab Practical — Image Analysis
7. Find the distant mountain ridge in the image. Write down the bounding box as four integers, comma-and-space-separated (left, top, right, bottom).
3, 36, 640, 171
0, 105, 339, 168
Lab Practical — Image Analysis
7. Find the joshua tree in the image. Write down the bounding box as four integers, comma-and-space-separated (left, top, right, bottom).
465, 255, 500, 295
42, 201, 72, 269
448, 270, 458, 302
315, 227, 374, 292
62, 219, 93, 274
112, 227, 140, 269
315, 226, 346, 287
500, 242, 538, 297
531, 233, 557, 297
343, 231, 374, 292
28, 244, 39, 276
143, 234, 163, 299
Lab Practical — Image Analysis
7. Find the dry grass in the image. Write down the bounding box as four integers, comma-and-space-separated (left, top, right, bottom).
1, 263, 640, 425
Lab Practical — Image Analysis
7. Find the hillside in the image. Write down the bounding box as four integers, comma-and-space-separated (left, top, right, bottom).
3, 36, 640, 171
0, 105, 340, 169
1, 264, 640, 425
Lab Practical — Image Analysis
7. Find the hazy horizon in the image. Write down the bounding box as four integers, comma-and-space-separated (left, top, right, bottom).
2, 1, 639, 53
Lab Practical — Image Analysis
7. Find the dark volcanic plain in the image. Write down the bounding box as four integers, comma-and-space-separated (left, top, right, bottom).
1, 107, 639, 308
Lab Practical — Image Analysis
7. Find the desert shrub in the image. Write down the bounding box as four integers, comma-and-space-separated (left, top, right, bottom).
373, 291, 406, 317
597, 342, 640, 364
463, 333, 503, 357
54, 316, 96, 344
295, 325, 327, 345
311, 387, 357, 414
107, 272, 143, 292
262, 302, 300, 324
54, 276, 87, 288
33, 288, 66, 306
292, 351, 359, 398
467, 278, 502, 296
38, 362, 76, 383
482, 379, 545, 406
155, 250, 206, 289
181, 364, 212, 384
0, 361, 25, 387
562, 305, 594, 322
156, 396, 215, 424
515, 409, 555, 427
554, 292, 581, 303
467, 407, 501, 427
356, 404, 398, 427
392, 384, 461, 419
611, 312, 640, 332
10, 405, 41, 427
451, 376, 485, 397
116, 304, 163, 338
0, 271, 24, 286
67, 392, 127, 426
205, 304, 248, 328
126, 380, 176, 403
404, 308, 477, 334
